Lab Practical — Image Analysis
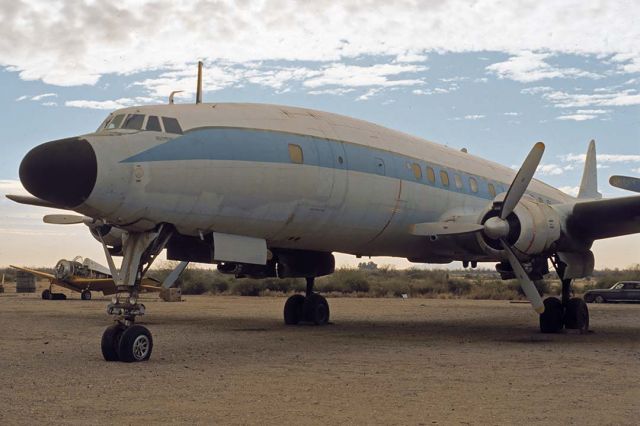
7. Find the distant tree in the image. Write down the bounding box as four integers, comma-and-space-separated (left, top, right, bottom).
358, 261, 378, 271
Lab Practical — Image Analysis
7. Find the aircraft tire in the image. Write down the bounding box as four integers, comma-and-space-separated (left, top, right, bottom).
539, 297, 563, 333
42, 289, 51, 300
284, 294, 305, 325
303, 293, 330, 326
81, 290, 91, 301
101, 324, 125, 362
117, 325, 153, 362
51, 292, 66, 300
564, 297, 589, 331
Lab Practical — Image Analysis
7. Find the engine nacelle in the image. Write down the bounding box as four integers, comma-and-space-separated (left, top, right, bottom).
88, 225, 125, 250
478, 197, 561, 258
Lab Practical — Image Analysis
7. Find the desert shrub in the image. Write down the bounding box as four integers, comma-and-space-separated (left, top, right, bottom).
231, 279, 265, 296
447, 278, 471, 295
469, 279, 520, 300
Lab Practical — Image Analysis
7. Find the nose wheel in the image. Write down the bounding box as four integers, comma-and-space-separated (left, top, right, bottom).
101, 323, 153, 362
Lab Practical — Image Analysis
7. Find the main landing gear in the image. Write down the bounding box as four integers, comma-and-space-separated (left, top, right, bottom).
539, 258, 589, 334
98, 227, 173, 362
283, 277, 330, 325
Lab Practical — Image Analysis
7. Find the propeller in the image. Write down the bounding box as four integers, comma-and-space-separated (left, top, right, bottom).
411, 142, 546, 313
609, 175, 640, 193
43, 214, 88, 225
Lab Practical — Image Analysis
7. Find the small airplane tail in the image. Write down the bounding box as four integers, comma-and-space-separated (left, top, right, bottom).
577, 139, 602, 199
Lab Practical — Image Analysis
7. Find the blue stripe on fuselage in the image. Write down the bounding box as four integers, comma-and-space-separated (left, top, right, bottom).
121, 127, 519, 202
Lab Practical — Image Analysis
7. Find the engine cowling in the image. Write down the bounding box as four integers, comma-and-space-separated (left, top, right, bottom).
88, 224, 125, 250
477, 197, 561, 258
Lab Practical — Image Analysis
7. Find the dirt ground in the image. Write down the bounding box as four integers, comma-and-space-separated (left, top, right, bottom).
0, 286, 639, 425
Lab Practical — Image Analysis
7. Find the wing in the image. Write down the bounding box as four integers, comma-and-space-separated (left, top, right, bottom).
140, 277, 162, 292
10, 265, 56, 281
66, 278, 116, 294
565, 195, 640, 241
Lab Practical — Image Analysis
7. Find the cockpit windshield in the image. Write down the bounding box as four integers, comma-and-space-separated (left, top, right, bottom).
96, 113, 183, 134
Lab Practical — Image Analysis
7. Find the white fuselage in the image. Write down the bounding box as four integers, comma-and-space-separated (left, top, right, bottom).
76, 103, 573, 263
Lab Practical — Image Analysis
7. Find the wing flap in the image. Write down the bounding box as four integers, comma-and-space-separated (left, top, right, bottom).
565, 195, 640, 241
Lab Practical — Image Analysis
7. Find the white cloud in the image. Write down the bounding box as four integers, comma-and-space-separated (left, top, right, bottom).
307, 88, 355, 96
558, 186, 580, 196
31, 92, 57, 101
412, 86, 457, 95
15, 95, 28, 101
356, 88, 382, 101
542, 89, 640, 108
536, 164, 565, 175
503, 112, 520, 116
556, 114, 598, 121
464, 114, 485, 120
561, 153, 640, 163
394, 52, 428, 63
486, 51, 601, 83
64, 97, 154, 110
302, 63, 426, 88
521, 86, 553, 95
632, 168, 640, 174
41, 101, 57, 107
0, 1, 639, 88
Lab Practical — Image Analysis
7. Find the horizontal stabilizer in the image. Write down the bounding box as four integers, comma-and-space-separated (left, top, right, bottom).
410, 222, 483, 236
565, 195, 640, 241
610, 175, 640, 193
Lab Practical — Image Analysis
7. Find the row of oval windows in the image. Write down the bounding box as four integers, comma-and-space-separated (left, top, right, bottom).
287, 143, 503, 198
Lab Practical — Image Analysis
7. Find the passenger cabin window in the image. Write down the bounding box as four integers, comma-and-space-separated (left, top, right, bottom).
123, 114, 145, 130
162, 117, 183, 134
288, 144, 304, 164
411, 163, 422, 180
426, 166, 435, 184
440, 170, 450, 187
469, 177, 478, 193
105, 114, 125, 130
146, 115, 162, 132
454, 174, 463, 189
488, 183, 496, 198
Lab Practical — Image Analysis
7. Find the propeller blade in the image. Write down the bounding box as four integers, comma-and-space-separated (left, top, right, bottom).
43, 214, 87, 225
609, 175, 640, 193
500, 240, 545, 314
411, 222, 484, 236
500, 142, 545, 219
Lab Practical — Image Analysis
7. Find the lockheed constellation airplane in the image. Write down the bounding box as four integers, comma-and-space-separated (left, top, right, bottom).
7, 63, 640, 362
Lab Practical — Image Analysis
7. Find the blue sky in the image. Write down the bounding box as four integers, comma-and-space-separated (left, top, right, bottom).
0, 1, 638, 268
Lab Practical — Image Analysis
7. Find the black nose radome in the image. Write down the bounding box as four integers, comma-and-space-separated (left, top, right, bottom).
19, 137, 97, 207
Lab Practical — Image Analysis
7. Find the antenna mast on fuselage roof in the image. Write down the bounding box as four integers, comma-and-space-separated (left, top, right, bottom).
167, 61, 203, 105
196, 60, 203, 104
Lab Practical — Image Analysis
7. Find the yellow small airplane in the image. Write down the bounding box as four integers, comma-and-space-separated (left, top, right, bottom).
11, 256, 162, 300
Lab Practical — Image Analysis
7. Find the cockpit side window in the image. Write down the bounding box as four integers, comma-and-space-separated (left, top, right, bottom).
162, 117, 183, 134
146, 116, 162, 132
105, 114, 125, 130
122, 114, 145, 130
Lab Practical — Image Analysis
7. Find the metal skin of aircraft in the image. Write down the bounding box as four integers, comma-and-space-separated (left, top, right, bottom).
7, 64, 640, 362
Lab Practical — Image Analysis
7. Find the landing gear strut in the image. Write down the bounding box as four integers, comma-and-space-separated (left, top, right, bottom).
540, 257, 589, 334
283, 277, 330, 325
98, 227, 173, 362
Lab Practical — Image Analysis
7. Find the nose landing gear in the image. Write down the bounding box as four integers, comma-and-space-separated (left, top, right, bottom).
97, 227, 173, 362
